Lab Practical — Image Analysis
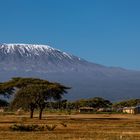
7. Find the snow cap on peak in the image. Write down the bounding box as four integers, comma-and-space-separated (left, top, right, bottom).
0, 43, 77, 61
2, 43, 53, 50
0, 43, 59, 53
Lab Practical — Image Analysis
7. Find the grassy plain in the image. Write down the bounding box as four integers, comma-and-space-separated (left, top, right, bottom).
0, 112, 140, 140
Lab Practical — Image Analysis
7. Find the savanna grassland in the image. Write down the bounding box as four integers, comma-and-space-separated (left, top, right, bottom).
0, 112, 140, 140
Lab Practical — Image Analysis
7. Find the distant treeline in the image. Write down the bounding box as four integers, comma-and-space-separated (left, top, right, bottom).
1, 77, 140, 118
1, 97, 140, 110
44, 98, 140, 110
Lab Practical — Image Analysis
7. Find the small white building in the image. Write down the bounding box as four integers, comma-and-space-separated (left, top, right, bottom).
123, 106, 140, 114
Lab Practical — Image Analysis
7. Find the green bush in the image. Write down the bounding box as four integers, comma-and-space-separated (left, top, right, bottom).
10, 124, 43, 131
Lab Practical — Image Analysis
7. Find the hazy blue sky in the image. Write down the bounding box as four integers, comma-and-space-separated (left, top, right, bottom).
0, 0, 140, 70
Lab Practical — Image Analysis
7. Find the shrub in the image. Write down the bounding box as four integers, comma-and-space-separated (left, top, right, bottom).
60, 122, 67, 127
37, 126, 45, 131
10, 124, 42, 131
46, 124, 57, 131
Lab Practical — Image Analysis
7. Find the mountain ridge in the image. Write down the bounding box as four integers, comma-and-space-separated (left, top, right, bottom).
0, 43, 140, 101
0, 43, 129, 73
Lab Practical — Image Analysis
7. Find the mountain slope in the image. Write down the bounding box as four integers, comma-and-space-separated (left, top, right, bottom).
0, 43, 83, 72
0, 43, 140, 101
0, 44, 104, 72
0, 43, 128, 75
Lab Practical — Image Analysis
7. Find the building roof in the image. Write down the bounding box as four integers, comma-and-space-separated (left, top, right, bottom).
79, 107, 94, 110
123, 106, 140, 110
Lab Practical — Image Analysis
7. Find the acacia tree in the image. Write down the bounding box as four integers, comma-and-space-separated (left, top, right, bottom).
8, 77, 70, 119
2, 77, 49, 118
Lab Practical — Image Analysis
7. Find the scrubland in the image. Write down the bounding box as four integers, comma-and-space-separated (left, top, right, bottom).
0, 112, 140, 140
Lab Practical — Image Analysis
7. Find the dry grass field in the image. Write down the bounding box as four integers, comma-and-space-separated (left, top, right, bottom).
0, 112, 140, 140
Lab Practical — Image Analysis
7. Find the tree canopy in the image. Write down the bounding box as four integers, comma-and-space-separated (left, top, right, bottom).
2, 77, 70, 119
66, 97, 112, 110
113, 99, 140, 108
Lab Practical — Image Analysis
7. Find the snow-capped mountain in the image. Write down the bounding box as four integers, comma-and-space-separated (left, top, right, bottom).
0, 43, 74, 59
0, 43, 140, 101
0, 43, 126, 74
0, 43, 84, 72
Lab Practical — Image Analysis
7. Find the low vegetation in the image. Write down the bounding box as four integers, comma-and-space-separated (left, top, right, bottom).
46, 124, 57, 131
10, 124, 43, 131
0, 113, 140, 140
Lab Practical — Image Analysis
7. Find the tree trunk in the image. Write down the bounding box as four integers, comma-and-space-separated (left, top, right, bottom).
39, 108, 43, 120
30, 108, 34, 118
